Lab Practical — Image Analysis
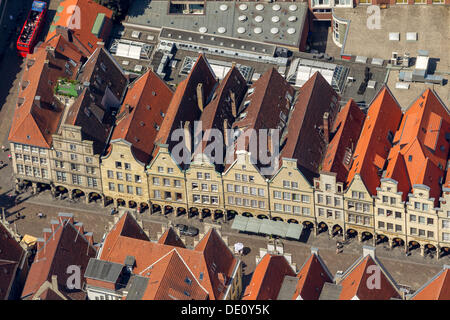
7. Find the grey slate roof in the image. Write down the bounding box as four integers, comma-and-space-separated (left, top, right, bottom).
84, 258, 124, 283
318, 282, 343, 300
125, 276, 149, 300
276, 275, 298, 300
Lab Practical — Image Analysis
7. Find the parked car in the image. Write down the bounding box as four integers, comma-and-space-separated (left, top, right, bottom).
175, 224, 199, 237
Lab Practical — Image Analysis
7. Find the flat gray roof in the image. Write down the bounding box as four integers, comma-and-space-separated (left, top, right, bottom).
126, 0, 308, 48
318, 283, 343, 300
277, 275, 298, 300
125, 276, 149, 300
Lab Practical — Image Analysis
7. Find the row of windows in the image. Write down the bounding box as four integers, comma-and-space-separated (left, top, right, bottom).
115, 161, 131, 170
348, 201, 370, 213
274, 191, 310, 203
378, 208, 402, 219
413, 201, 430, 212
381, 196, 397, 205
192, 182, 218, 192
193, 194, 219, 205
153, 177, 181, 187
157, 166, 175, 174
274, 203, 311, 215
348, 214, 371, 226
227, 196, 265, 209
55, 160, 96, 174
108, 183, 142, 195
410, 228, 434, 239
55, 171, 98, 187
409, 214, 434, 225
55, 151, 93, 163
153, 190, 183, 201
16, 154, 47, 165
14, 144, 46, 154
227, 184, 265, 197
17, 164, 48, 178
318, 208, 341, 220
107, 170, 141, 183
317, 194, 340, 206
234, 173, 255, 183
378, 221, 402, 232
315, 181, 343, 193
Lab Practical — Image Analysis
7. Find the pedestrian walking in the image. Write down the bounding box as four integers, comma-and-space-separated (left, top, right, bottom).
8, 154, 12, 161
1, 145, 5, 152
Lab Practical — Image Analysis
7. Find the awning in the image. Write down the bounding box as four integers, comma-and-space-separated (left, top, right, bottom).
231, 215, 249, 231
285, 223, 303, 239
260, 219, 286, 237
246, 218, 262, 233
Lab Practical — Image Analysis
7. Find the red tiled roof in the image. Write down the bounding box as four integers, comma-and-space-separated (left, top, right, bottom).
111, 70, 173, 164
411, 267, 450, 300
346, 87, 403, 195
21, 215, 97, 300
153, 54, 217, 160
281, 72, 339, 178
157, 228, 185, 248
45, 0, 113, 55
100, 213, 238, 300
8, 38, 83, 148
338, 255, 400, 300
293, 253, 333, 300
322, 99, 365, 183
242, 254, 295, 300
385, 89, 449, 206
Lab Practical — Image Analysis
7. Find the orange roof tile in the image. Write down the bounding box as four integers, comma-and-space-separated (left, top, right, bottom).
322, 99, 365, 182
411, 267, 450, 300
242, 254, 295, 300
112, 69, 173, 164
338, 255, 400, 300
157, 227, 185, 248
293, 253, 333, 300
385, 89, 449, 206
346, 87, 403, 195
45, 0, 113, 55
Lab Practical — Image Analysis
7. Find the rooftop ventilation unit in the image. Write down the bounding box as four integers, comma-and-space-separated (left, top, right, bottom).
289, 4, 298, 11
287, 28, 296, 34
238, 15, 247, 22
217, 27, 226, 34
272, 4, 281, 11
219, 4, 228, 11
239, 4, 248, 11
256, 4, 264, 11
288, 16, 297, 22
271, 16, 280, 23
255, 15, 264, 23
254, 27, 263, 34
199, 27, 207, 33
270, 27, 279, 34
237, 27, 246, 34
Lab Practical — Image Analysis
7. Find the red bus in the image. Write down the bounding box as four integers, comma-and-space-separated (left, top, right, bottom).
16, 1, 47, 57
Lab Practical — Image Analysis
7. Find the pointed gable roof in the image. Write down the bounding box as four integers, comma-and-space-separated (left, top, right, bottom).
111, 70, 173, 164
293, 251, 333, 300
157, 228, 185, 248
243, 254, 296, 300
411, 266, 450, 300
346, 86, 403, 195
322, 99, 365, 183
281, 72, 339, 179
337, 252, 401, 300
385, 89, 449, 206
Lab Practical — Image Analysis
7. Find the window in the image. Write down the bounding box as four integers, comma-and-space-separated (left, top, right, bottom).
292, 193, 300, 201
258, 188, 264, 197
72, 174, 82, 185
204, 173, 211, 180
23, 145, 30, 152
41, 168, 48, 178
348, 201, 355, 209
395, 212, 402, 219
422, 204, 429, 211
24, 155, 31, 162
251, 200, 257, 208
327, 210, 333, 218
70, 154, 77, 161
249, 176, 255, 182
284, 204, 292, 213
32, 156, 38, 163
31, 147, 39, 153
70, 144, 76, 151
387, 223, 393, 231
135, 175, 141, 183
243, 199, 249, 206
443, 233, 450, 241
227, 184, 233, 192
136, 187, 142, 196
395, 225, 402, 232
86, 157, 93, 164
427, 218, 434, 225
414, 202, 420, 210
71, 163, 80, 171
115, 161, 122, 169
242, 175, 248, 182
283, 180, 290, 188
33, 167, 40, 177
274, 191, 281, 199
107, 170, 114, 179
167, 167, 174, 174
165, 192, 171, 200
250, 187, 257, 196
158, 166, 164, 173
442, 220, 450, 229
386, 210, 393, 217
390, 198, 396, 205
124, 163, 131, 170
356, 203, 362, 211
153, 177, 160, 185
235, 198, 242, 205
118, 184, 124, 192
87, 177, 98, 187
303, 207, 311, 215
259, 201, 265, 209
174, 179, 181, 187
242, 186, 249, 194
274, 203, 283, 212
15, 144, 22, 151
317, 194, 324, 203
356, 216, 362, 224
202, 183, 208, 191
176, 193, 183, 201
116, 172, 123, 180
359, 192, 365, 199
293, 206, 301, 214
418, 216, 425, 224
211, 184, 218, 192
378, 208, 384, 216
382, 196, 388, 203
302, 195, 310, 203
15, 154, 23, 160
325, 184, 331, 191
86, 166, 95, 174
326, 196, 332, 205
334, 197, 340, 206
228, 196, 234, 204
163, 178, 170, 186
318, 208, 324, 216
234, 185, 241, 193
378, 221, 385, 229
335, 211, 340, 219
364, 217, 370, 225
211, 196, 219, 204
291, 182, 298, 189
154, 190, 161, 199
193, 194, 201, 203
352, 191, 358, 198
127, 186, 133, 194
56, 171, 67, 182
283, 192, 291, 201
419, 229, 425, 237
235, 173, 241, 181
55, 151, 63, 158
410, 214, 416, 222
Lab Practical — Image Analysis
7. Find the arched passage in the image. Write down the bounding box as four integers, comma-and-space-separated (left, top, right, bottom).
272, 216, 283, 222
287, 219, 299, 224
257, 214, 269, 220
242, 212, 253, 218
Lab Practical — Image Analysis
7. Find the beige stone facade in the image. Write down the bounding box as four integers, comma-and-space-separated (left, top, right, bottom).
438, 187, 450, 251
343, 174, 376, 242
269, 158, 314, 225
313, 172, 345, 236
50, 124, 103, 202
147, 145, 188, 215
185, 154, 225, 220
100, 139, 149, 210
374, 179, 407, 248
222, 151, 270, 219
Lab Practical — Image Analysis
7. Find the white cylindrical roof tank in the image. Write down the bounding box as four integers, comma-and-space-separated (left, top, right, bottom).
218, 27, 226, 34
270, 27, 279, 34
239, 4, 248, 11
238, 15, 247, 22
219, 4, 228, 11
199, 27, 207, 33
271, 16, 280, 23
255, 15, 263, 23
254, 27, 262, 34
289, 4, 298, 11
255, 4, 264, 11
237, 27, 246, 34
287, 28, 296, 34
288, 16, 297, 22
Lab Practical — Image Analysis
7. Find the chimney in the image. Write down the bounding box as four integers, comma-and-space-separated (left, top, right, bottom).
58, 212, 74, 225
231, 61, 236, 68
96, 41, 105, 49
311, 247, 319, 256
84, 232, 94, 246
74, 222, 84, 235
335, 270, 345, 283
223, 119, 229, 146
196, 83, 204, 112
36, 238, 44, 253
43, 228, 52, 243
34, 96, 42, 108
323, 112, 330, 144
46, 46, 55, 57
51, 275, 58, 290
267, 131, 273, 155
50, 220, 59, 240
362, 245, 376, 259
230, 91, 237, 118
184, 121, 191, 153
